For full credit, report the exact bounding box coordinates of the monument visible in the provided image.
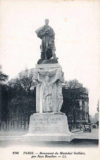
[28,19,73,141]
[35,19,58,64]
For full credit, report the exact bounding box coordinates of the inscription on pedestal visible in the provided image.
[29,113,70,134]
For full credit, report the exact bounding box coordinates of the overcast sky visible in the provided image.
[0,0,100,116]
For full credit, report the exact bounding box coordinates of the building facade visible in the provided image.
[62,86,89,130]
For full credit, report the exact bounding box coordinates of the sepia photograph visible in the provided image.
[0,0,100,160]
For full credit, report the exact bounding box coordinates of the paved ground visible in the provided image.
[0,128,98,139]
[0,128,99,147]
[74,128,99,140]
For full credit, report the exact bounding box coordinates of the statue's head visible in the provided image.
[45,19,49,25]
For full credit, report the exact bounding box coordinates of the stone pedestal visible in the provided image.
[29,113,69,133]
[28,63,73,142]
[28,113,73,142]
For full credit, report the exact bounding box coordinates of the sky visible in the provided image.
[0,0,100,116]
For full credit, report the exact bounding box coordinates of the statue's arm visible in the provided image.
[49,27,55,38]
[35,26,46,38]
[35,26,43,34]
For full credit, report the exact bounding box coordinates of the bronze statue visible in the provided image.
[35,19,58,64]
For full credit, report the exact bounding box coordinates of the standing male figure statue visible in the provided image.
[35,19,58,64]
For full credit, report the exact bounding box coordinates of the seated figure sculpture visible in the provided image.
[35,19,58,64]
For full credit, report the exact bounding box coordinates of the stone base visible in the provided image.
[25,133,74,142]
[28,113,73,142]
[29,113,70,133]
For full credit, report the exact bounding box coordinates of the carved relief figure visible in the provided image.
[33,68,64,113]
[42,75,53,112]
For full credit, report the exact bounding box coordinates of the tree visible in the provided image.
[64,79,83,89]
[0,66,9,129]
[8,69,36,94]
[0,66,8,83]
[61,79,89,130]
[6,68,36,130]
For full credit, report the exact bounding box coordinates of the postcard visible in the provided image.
[0,0,100,160]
